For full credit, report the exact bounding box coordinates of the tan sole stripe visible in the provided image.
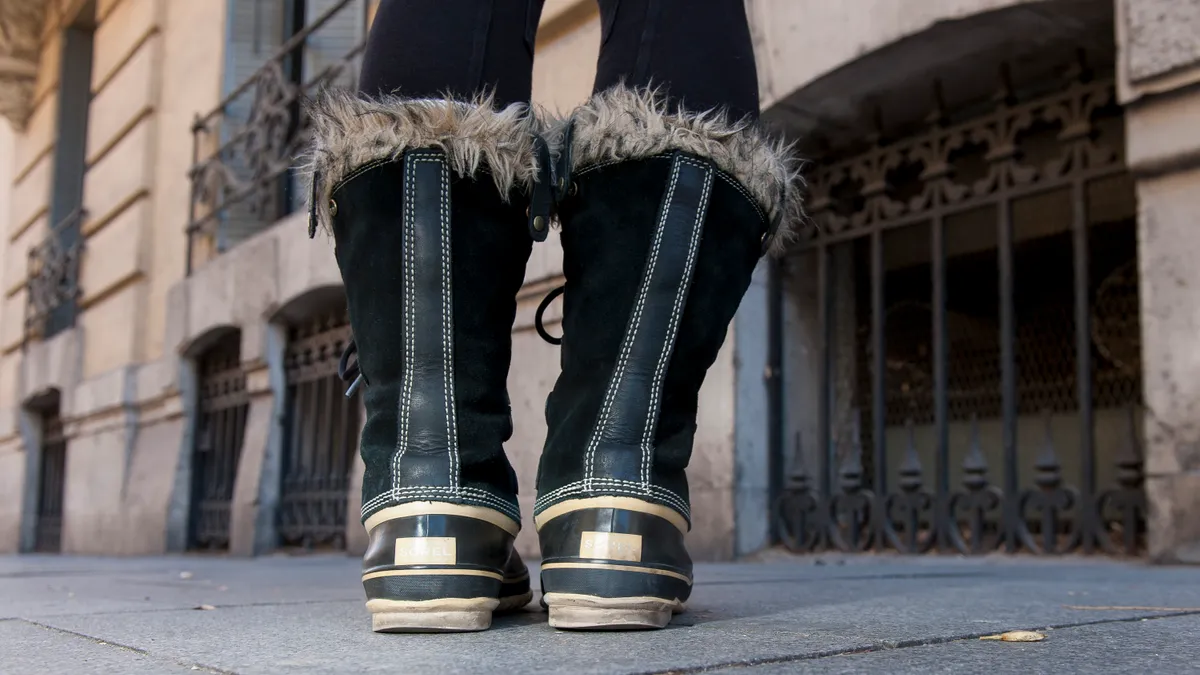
[539,562,693,585]
[534,496,688,534]
[364,501,520,536]
[362,568,504,582]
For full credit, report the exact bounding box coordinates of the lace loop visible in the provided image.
[338,339,365,397]
[535,285,565,346]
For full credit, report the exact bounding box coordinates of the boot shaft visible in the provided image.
[535,88,803,524]
[307,95,542,523]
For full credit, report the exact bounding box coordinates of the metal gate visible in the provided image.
[33,411,66,553]
[775,68,1146,556]
[277,311,359,550]
[189,333,249,550]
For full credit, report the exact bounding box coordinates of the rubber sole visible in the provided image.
[367,590,533,633]
[544,592,684,630]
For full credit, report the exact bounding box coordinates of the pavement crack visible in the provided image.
[638,609,1200,674]
[18,619,240,674]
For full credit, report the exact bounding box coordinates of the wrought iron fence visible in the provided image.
[189,334,249,550]
[25,209,85,343]
[278,310,359,550]
[775,66,1146,557]
[33,411,67,553]
[186,0,368,274]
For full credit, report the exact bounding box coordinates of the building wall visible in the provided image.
[0,0,1196,562]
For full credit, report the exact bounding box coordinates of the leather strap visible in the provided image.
[553,118,576,206]
[393,149,457,490]
[308,169,321,239]
[528,133,553,242]
[584,152,713,487]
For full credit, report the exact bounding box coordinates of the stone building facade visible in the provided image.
[0,0,1196,563]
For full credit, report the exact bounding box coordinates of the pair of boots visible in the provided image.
[306,86,800,632]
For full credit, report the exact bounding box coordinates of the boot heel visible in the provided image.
[536,498,693,631]
[368,597,499,633]
[543,592,680,630]
[361,504,531,633]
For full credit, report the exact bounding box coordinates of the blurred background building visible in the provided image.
[0,0,1195,563]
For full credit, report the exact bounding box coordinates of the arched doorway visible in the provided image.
[775,52,1145,556]
[188,330,248,550]
[277,295,359,550]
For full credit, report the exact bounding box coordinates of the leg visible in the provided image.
[359,0,543,106]
[308,0,546,633]
[534,1,802,629]
[593,0,759,120]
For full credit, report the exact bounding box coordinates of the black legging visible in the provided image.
[357,0,760,121]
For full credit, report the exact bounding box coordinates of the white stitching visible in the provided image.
[582,159,682,490]
[392,154,418,489]
[424,155,459,492]
[533,477,689,511]
[532,480,691,520]
[332,157,397,195]
[363,488,517,515]
[362,487,521,521]
[572,155,767,224]
[640,159,711,488]
[533,478,690,515]
[362,486,520,514]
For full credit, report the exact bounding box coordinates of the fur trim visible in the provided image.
[553,87,805,255]
[303,92,540,234]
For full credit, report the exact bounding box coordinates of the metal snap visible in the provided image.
[329,199,338,217]
[569,182,578,196]
[533,215,546,232]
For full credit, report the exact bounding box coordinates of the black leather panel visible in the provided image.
[588,155,713,484]
[396,151,456,489]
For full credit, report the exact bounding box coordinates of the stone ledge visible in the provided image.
[1125,84,1200,178]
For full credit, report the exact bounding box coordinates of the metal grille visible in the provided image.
[25,210,84,343]
[278,311,358,550]
[186,0,368,273]
[33,412,66,553]
[189,334,249,550]
[776,67,1146,557]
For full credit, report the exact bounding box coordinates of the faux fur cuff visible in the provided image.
[555,87,804,255]
[303,92,540,234]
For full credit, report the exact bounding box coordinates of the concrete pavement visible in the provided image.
[1,553,1198,674]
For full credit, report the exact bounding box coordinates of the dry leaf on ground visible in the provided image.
[980,630,1046,642]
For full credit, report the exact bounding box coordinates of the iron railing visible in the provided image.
[278,310,358,550]
[774,65,1146,557]
[189,334,249,550]
[25,209,85,343]
[186,0,368,274]
[33,412,67,553]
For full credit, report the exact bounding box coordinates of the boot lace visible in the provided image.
[338,340,365,397]
[534,285,565,345]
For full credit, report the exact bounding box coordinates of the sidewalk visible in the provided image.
[2,552,1198,674]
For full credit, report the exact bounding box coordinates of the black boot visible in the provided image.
[535,87,802,630]
[307,94,548,632]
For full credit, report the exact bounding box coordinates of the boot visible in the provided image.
[307,93,550,632]
[534,87,802,630]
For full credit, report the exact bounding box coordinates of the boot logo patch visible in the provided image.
[580,532,643,562]
[394,537,457,565]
